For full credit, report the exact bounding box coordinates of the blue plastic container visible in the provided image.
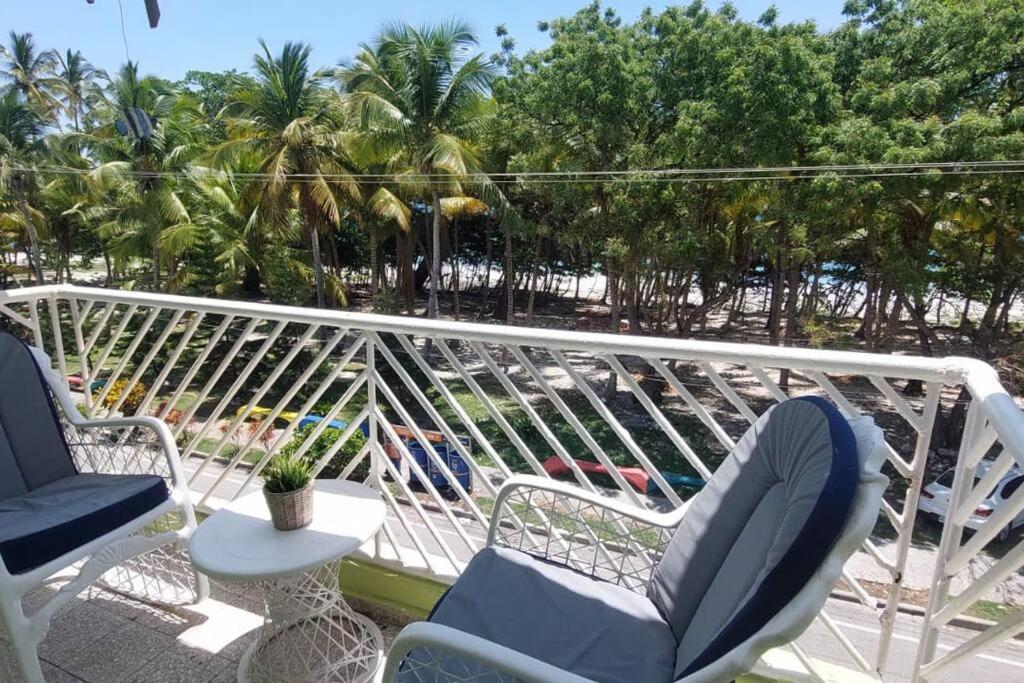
[408,435,472,493]
[407,439,431,490]
[428,437,472,493]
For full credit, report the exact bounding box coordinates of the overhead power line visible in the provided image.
[9,160,1024,186]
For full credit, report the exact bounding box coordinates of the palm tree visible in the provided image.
[340,20,497,318]
[67,62,205,290]
[0,32,60,114]
[55,49,96,131]
[218,40,357,309]
[0,89,48,283]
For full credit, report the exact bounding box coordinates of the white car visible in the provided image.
[918,461,1024,543]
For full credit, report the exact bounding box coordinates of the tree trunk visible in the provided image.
[505,231,514,325]
[399,229,415,314]
[428,188,442,319]
[21,201,45,286]
[603,266,621,400]
[477,224,494,320]
[767,248,785,344]
[310,224,325,309]
[452,219,461,321]
[526,233,542,323]
[152,241,161,291]
[779,262,801,391]
[102,247,113,287]
[369,221,379,304]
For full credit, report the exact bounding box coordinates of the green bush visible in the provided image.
[279,423,369,481]
[262,245,312,307]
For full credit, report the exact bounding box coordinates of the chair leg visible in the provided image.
[0,596,44,683]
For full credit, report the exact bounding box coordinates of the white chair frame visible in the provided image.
[0,347,209,682]
[384,416,888,682]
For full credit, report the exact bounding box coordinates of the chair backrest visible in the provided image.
[647,396,861,680]
[0,332,76,500]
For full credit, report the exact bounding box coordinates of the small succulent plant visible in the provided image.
[261,456,312,494]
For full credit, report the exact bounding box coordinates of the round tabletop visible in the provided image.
[189,480,386,581]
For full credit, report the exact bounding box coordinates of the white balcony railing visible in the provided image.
[1,284,1022,681]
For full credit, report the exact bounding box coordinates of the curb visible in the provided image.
[831,589,999,633]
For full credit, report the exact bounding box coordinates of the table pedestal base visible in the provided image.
[238,560,383,683]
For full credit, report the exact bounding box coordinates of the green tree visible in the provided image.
[0,89,48,284]
[54,49,95,131]
[341,20,497,318]
[0,31,60,113]
[219,40,357,309]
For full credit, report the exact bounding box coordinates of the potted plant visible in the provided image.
[261,456,314,531]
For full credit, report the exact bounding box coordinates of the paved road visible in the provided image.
[183,457,1024,680]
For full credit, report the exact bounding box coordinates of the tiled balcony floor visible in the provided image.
[7,578,412,682]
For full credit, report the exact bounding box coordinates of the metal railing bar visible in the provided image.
[371,332,500,500]
[605,354,715,481]
[161,315,234,425]
[919,610,1024,678]
[875,381,942,672]
[374,377,489,543]
[868,375,926,430]
[172,317,262,440]
[109,310,185,415]
[82,301,117,358]
[205,324,319,464]
[230,335,364,496]
[393,333,513,481]
[648,357,737,452]
[46,294,68,389]
[27,285,963,383]
[512,346,647,506]
[435,338,542,479]
[93,307,162,408]
[136,312,204,417]
[704,362,761,421]
[377,415,468,566]
[549,349,683,505]
[68,296,93,412]
[468,341,600,495]
[228,327,347,465]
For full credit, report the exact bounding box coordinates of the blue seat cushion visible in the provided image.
[0,473,169,574]
[418,546,677,683]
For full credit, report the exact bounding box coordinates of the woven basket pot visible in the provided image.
[264,483,314,531]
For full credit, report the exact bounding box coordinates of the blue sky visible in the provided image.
[5,1,846,81]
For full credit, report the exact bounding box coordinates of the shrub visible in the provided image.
[96,379,147,416]
[261,455,312,493]
[373,286,403,315]
[279,423,369,480]
[262,245,312,307]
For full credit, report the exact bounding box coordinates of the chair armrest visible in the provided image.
[382,622,594,683]
[487,475,687,592]
[65,416,190,493]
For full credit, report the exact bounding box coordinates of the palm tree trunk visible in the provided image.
[369,222,379,304]
[452,219,461,321]
[428,188,442,319]
[152,242,161,291]
[310,224,326,309]
[20,199,45,285]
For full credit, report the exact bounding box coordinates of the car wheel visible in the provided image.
[996,524,1013,543]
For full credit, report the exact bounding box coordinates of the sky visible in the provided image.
[4,1,847,81]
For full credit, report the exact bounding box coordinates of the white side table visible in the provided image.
[189,480,386,682]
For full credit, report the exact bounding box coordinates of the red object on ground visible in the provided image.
[66,375,85,389]
[541,456,650,493]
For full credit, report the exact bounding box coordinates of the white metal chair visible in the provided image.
[385,397,889,682]
[0,331,208,682]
